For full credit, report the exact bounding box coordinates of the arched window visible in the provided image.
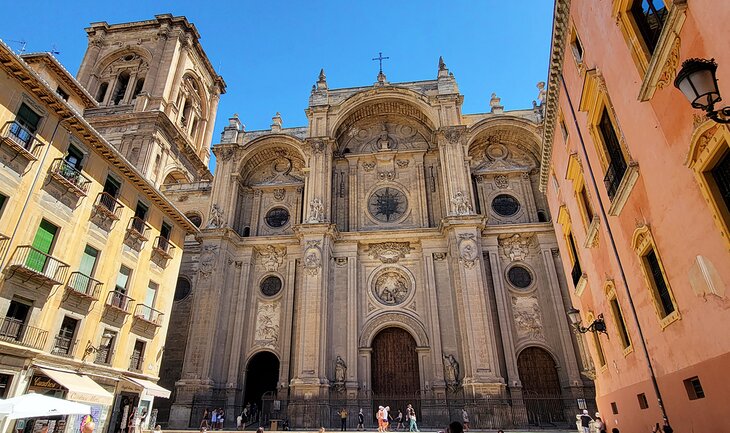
[132,76,145,99]
[181,100,192,127]
[190,117,199,140]
[112,71,130,105]
[96,82,109,103]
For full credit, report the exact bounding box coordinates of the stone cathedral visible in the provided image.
[154,58,595,426]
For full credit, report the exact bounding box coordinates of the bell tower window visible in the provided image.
[112,71,130,105]
[96,82,108,103]
[132,76,145,99]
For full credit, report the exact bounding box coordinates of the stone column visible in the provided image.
[520,172,538,222]
[250,190,263,236]
[278,253,298,398]
[541,246,583,388]
[437,126,473,214]
[345,254,359,398]
[77,30,106,88]
[421,250,446,397]
[141,25,169,96]
[443,216,505,397]
[202,91,221,154]
[224,256,253,413]
[486,246,520,388]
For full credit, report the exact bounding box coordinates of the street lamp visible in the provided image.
[566,307,607,335]
[674,58,730,123]
[81,332,114,361]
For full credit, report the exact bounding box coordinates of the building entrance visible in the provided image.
[243,351,280,414]
[370,327,420,419]
[517,347,565,424]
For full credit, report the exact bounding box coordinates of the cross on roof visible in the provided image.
[372,52,390,74]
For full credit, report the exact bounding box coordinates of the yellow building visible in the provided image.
[0,40,198,433]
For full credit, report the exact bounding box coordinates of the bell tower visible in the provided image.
[77,14,226,185]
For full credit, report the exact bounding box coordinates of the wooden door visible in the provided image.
[517,347,564,424]
[371,327,420,397]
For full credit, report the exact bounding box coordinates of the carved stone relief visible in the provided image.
[372,270,411,306]
[303,240,322,275]
[512,296,545,341]
[273,188,286,201]
[450,191,473,216]
[367,242,411,263]
[498,233,534,262]
[494,175,509,189]
[206,204,225,228]
[307,197,325,223]
[254,301,280,347]
[458,234,479,269]
[198,245,219,280]
[256,245,286,272]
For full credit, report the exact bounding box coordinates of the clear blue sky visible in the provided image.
[2,1,554,170]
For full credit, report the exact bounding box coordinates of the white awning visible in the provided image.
[38,368,114,406]
[122,377,171,399]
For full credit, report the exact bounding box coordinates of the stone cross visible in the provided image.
[372,52,390,74]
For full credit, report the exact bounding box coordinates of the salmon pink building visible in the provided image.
[540,0,730,432]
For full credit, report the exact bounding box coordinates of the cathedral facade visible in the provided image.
[160,62,594,428]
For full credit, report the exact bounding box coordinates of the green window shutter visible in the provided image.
[26,220,58,272]
[73,246,99,293]
[115,266,131,294]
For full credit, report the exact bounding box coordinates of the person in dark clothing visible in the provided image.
[578,409,592,433]
[447,422,463,433]
[356,409,364,431]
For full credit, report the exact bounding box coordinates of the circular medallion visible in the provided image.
[368,187,407,222]
[265,207,290,228]
[186,212,203,228]
[492,194,521,217]
[273,157,292,174]
[373,271,410,305]
[260,275,283,297]
[507,266,533,289]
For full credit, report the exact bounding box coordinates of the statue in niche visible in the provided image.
[376,124,391,151]
[451,191,473,215]
[334,355,347,383]
[207,204,225,228]
[443,354,460,387]
[308,197,324,223]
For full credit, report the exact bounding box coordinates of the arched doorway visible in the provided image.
[244,352,280,413]
[371,328,420,419]
[517,347,564,424]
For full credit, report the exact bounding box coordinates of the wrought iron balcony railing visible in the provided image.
[603,159,628,201]
[129,354,144,372]
[65,271,103,300]
[93,192,124,220]
[127,217,151,241]
[105,290,134,314]
[133,304,164,327]
[6,245,69,286]
[0,317,48,351]
[49,159,91,196]
[0,121,41,159]
[51,335,76,357]
[152,236,175,259]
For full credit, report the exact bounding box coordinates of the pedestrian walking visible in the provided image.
[218,408,225,430]
[357,409,364,431]
[594,413,606,433]
[406,404,419,433]
[201,409,210,430]
[461,409,469,431]
[577,409,592,433]
[211,409,218,431]
[377,406,385,433]
[395,410,403,431]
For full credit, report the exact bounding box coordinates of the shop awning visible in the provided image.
[38,368,114,406]
[122,377,171,399]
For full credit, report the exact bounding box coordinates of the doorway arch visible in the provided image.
[517,346,564,424]
[371,327,420,397]
[244,351,280,408]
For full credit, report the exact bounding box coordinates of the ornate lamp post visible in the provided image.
[674,58,730,123]
[566,307,608,334]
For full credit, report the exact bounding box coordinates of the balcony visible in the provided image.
[105,290,134,314]
[49,159,91,197]
[0,233,9,257]
[0,121,41,160]
[93,192,123,220]
[0,317,48,351]
[603,160,627,201]
[129,354,144,373]
[152,236,175,259]
[65,272,103,300]
[94,347,114,366]
[6,245,69,286]
[51,336,77,357]
[133,304,164,327]
[124,217,151,252]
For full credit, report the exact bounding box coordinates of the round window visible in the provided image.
[507,266,533,289]
[186,213,203,228]
[174,277,192,301]
[265,207,290,228]
[260,275,283,297]
[368,187,408,222]
[492,194,521,217]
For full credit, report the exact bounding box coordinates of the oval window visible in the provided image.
[492,194,521,217]
[265,207,290,228]
[260,275,283,297]
[507,266,533,289]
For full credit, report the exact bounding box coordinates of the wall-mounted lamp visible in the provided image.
[674,58,730,123]
[81,332,114,361]
[566,307,607,335]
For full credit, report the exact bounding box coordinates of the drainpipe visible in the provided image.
[0,115,72,270]
[559,73,671,428]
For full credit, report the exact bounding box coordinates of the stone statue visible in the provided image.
[451,191,473,215]
[308,197,324,223]
[443,354,460,385]
[334,355,347,382]
[377,124,391,151]
[536,81,547,105]
[207,204,224,228]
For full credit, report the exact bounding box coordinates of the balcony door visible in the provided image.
[12,103,41,149]
[73,246,99,294]
[27,220,58,273]
[1,300,31,341]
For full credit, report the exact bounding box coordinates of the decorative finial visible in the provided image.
[438,56,446,71]
[316,68,328,90]
[319,68,326,82]
[271,112,283,131]
[490,93,504,114]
